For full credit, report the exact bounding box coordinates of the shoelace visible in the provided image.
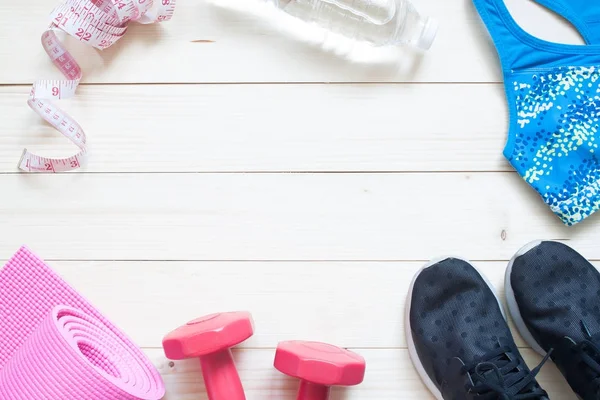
[575,321,600,399]
[461,345,551,400]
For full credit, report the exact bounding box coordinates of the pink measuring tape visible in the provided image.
[20,0,176,172]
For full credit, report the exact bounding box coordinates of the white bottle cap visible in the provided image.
[417,18,438,50]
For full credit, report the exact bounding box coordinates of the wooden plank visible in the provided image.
[45,259,600,349]
[1,172,597,261]
[0,84,509,173]
[147,348,576,399]
[0,0,585,84]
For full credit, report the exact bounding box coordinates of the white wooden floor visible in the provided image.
[1,0,599,398]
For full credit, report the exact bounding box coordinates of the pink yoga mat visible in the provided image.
[0,246,165,399]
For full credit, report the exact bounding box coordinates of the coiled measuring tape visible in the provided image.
[19,0,176,172]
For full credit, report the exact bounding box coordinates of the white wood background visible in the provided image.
[0,0,597,398]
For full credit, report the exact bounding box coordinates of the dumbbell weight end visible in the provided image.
[199,349,246,400]
[297,381,330,400]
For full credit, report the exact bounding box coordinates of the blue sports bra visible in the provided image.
[473,0,600,225]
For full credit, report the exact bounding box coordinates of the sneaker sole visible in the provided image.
[504,240,548,357]
[405,256,507,400]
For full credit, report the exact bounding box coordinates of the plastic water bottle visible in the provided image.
[266,0,438,49]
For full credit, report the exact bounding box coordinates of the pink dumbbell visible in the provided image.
[274,340,366,400]
[162,311,254,400]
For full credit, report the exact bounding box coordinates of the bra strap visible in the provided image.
[472,0,539,72]
[533,0,600,44]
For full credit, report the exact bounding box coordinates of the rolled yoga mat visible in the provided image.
[0,246,166,399]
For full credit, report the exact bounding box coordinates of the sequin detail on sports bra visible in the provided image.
[512,66,600,224]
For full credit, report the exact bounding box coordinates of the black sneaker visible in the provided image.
[406,257,550,400]
[506,241,600,400]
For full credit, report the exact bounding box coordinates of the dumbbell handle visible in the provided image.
[297,381,330,400]
[199,349,246,400]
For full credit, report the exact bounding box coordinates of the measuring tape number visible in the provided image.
[19,0,176,172]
